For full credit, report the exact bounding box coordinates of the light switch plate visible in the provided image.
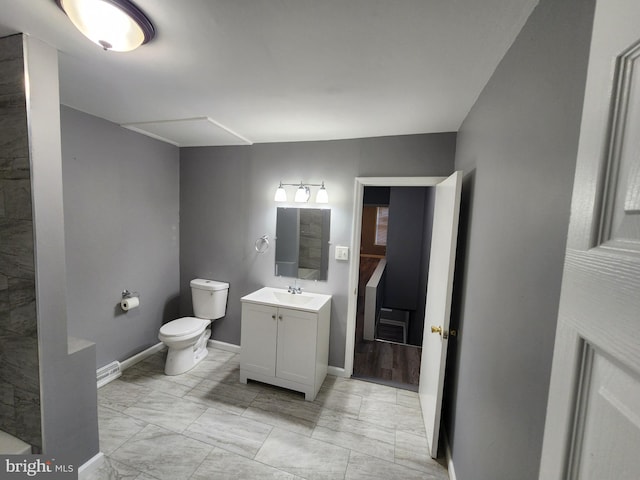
[335,246,349,261]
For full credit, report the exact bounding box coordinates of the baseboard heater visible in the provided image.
[96,361,121,388]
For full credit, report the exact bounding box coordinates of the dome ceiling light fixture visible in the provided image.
[55,0,155,52]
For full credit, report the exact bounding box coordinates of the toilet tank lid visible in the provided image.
[191,278,229,291]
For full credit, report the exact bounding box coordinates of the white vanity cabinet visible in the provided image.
[239,287,331,401]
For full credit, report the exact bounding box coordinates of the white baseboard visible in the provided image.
[208,339,241,354]
[327,365,347,377]
[444,429,457,480]
[120,342,166,371]
[78,452,104,479]
[114,340,236,376]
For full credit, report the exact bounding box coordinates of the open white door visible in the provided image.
[539,1,640,478]
[419,170,462,458]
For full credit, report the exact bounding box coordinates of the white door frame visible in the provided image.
[343,176,446,377]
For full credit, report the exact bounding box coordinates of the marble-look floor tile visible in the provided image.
[396,389,421,410]
[204,361,242,384]
[204,349,237,364]
[255,428,350,480]
[120,365,198,396]
[133,353,166,373]
[98,381,153,412]
[345,451,446,480]
[243,406,315,437]
[191,447,303,479]
[111,424,212,480]
[395,430,448,476]
[358,398,426,436]
[328,377,397,404]
[123,390,206,433]
[184,357,231,379]
[185,407,272,458]
[184,388,249,416]
[243,391,321,436]
[318,374,340,389]
[97,406,147,455]
[94,348,449,480]
[313,387,362,418]
[313,410,395,461]
[188,377,259,405]
[85,457,143,480]
[252,391,322,423]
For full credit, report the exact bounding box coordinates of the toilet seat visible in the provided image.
[159,317,209,337]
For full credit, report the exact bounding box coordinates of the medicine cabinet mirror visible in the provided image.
[275,207,331,281]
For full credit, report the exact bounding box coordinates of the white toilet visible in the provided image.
[159,278,229,375]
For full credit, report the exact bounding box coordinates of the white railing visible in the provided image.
[364,258,387,340]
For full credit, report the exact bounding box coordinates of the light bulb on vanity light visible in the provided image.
[294,183,310,203]
[315,182,329,203]
[274,182,287,202]
[275,180,329,204]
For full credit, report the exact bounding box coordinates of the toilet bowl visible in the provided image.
[158,278,229,375]
[159,317,211,375]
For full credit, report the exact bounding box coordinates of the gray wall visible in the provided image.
[445,0,596,479]
[180,134,455,368]
[0,34,101,466]
[385,187,428,310]
[60,106,180,368]
[27,34,99,466]
[384,186,435,346]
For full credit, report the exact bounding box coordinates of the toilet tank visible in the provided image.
[190,278,229,320]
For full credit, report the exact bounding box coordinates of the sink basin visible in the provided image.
[273,291,314,306]
[241,287,331,312]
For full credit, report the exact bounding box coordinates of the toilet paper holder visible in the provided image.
[122,289,140,299]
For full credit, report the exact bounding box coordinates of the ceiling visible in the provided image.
[0,0,538,147]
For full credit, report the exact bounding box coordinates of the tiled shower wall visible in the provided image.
[0,34,41,452]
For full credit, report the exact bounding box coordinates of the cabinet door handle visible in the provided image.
[278,315,283,321]
[271,314,276,320]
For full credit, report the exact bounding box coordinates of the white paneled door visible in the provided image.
[539,1,640,478]
[419,171,462,459]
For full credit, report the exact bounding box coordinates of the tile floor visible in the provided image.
[89,347,448,480]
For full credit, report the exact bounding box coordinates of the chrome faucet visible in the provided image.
[288,285,302,294]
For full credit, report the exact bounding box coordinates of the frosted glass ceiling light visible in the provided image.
[274,182,287,202]
[56,0,155,52]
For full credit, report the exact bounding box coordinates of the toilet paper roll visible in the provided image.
[121,296,139,311]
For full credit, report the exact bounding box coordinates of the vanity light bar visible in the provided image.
[274,181,329,204]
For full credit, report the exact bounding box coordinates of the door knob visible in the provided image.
[431,325,454,339]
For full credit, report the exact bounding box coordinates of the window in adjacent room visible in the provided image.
[375,207,389,246]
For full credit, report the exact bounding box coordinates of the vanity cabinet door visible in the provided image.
[275,308,318,385]
[240,303,278,377]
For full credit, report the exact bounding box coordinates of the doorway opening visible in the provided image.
[345,173,462,458]
[352,185,435,390]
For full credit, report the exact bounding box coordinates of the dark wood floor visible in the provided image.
[352,256,422,390]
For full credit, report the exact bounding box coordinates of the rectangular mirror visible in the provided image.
[275,207,331,281]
